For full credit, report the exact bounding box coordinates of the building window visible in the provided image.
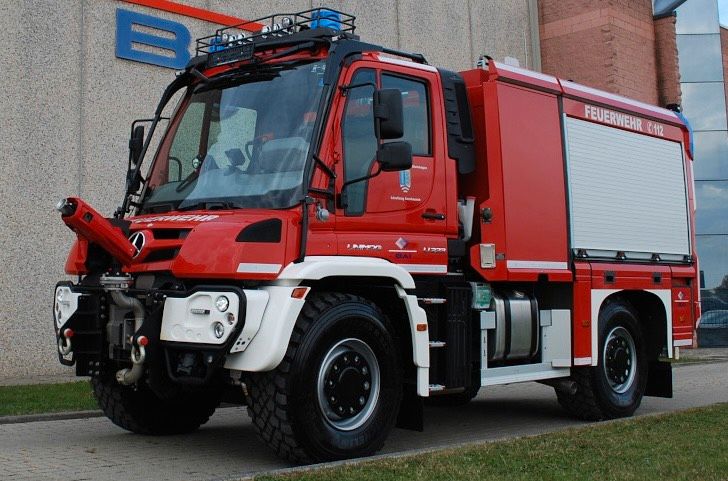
[675,0,720,34]
[681,82,728,131]
[695,180,728,235]
[693,131,728,180]
[676,34,724,82]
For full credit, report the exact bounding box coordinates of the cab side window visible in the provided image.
[342,69,377,215]
[382,74,430,156]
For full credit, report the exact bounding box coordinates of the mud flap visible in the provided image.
[645,360,673,398]
[396,385,424,431]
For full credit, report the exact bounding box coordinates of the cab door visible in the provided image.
[333,60,452,275]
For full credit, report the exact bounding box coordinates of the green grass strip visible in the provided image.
[0,381,97,416]
[260,403,728,481]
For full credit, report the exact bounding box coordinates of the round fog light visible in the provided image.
[213,322,225,339]
[215,296,229,312]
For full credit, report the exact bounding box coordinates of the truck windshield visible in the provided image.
[140,59,326,213]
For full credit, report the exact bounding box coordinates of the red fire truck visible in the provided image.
[53,9,699,462]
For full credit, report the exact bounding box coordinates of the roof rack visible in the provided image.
[195,8,356,57]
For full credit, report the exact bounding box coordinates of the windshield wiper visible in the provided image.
[177,200,244,211]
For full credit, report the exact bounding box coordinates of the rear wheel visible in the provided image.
[91,375,221,434]
[557,299,647,420]
[244,292,402,463]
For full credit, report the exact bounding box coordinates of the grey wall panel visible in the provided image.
[0,0,84,379]
[398,0,472,71]
[565,117,691,256]
[470,0,535,69]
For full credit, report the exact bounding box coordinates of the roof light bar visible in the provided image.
[196,8,356,57]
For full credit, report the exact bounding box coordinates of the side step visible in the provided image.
[418,297,447,305]
[429,384,445,393]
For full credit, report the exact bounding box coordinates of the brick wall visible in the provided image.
[539,0,661,104]
[654,14,681,107]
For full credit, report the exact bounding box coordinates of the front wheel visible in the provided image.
[91,375,221,434]
[557,299,647,420]
[244,293,403,463]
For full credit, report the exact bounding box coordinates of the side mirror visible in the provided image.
[373,88,404,140]
[129,125,145,165]
[378,141,412,172]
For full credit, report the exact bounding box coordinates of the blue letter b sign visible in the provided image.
[116,8,191,69]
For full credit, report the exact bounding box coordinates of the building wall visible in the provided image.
[539,0,661,104]
[654,14,682,106]
[0,0,534,381]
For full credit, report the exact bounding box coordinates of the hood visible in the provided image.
[125,209,301,280]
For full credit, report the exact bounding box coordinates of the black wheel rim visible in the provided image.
[316,338,380,431]
[603,326,637,394]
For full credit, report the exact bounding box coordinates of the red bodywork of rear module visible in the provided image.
[460,61,699,353]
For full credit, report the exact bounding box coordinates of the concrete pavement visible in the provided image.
[1,361,726,481]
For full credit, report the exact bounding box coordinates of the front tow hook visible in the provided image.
[57,328,74,356]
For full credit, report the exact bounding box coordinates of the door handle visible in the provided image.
[422,212,446,221]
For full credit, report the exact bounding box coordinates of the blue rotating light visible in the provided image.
[311,9,342,31]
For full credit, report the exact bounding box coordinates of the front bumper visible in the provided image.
[52,282,248,383]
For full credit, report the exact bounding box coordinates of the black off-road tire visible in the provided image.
[91,376,221,434]
[244,292,403,463]
[557,299,647,420]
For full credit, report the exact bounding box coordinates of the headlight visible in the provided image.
[215,295,229,312]
[213,322,225,339]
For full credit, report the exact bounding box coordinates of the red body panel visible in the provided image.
[462,72,570,282]
[572,262,593,363]
[126,210,301,280]
[314,55,455,273]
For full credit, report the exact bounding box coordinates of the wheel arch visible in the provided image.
[595,289,672,364]
[302,275,429,397]
[225,257,430,397]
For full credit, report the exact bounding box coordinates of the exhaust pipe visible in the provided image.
[108,288,147,385]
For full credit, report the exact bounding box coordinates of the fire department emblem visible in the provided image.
[395,237,408,249]
[399,169,411,193]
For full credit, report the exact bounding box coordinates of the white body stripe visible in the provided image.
[562,80,681,119]
[376,55,438,72]
[573,356,592,366]
[506,260,569,270]
[673,338,693,347]
[495,62,559,85]
[236,263,282,274]
[400,264,448,274]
